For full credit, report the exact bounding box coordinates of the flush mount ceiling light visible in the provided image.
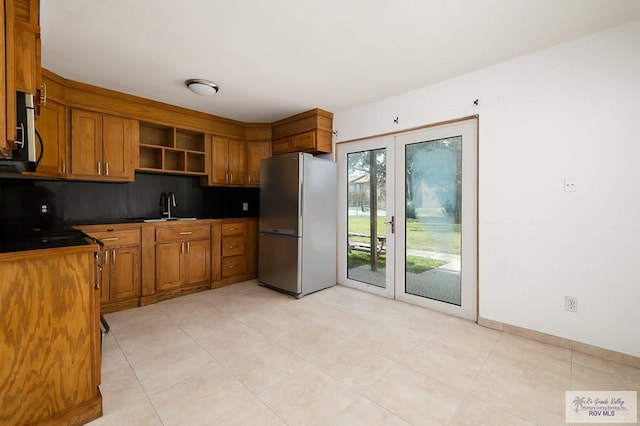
[185,79,219,96]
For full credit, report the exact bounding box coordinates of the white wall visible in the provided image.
[333,20,640,357]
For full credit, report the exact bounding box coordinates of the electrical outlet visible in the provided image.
[242,202,249,211]
[565,296,578,313]
[39,202,50,215]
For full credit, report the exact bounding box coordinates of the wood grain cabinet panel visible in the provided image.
[29,98,66,177]
[77,226,143,313]
[246,140,271,186]
[156,241,184,290]
[109,246,141,300]
[206,135,246,186]
[270,109,333,155]
[185,238,211,285]
[154,222,211,293]
[69,108,135,181]
[3,0,41,156]
[0,245,102,425]
[213,218,258,288]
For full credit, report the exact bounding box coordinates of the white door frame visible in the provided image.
[336,118,478,320]
[337,136,395,299]
[394,119,477,320]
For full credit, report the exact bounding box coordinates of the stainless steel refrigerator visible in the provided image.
[259,152,337,297]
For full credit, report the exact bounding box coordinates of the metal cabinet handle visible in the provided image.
[179,231,192,235]
[187,242,190,253]
[104,251,109,264]
[228,264,238,269]
[61,159,66,173]
[101,237,119,242]
[41,82,47,106]
[112,249,116,263]
[97,162,102,175]
[94,252,101,290]
[180,242,184,254]
[105,162,110,176]
[228,244,239,249]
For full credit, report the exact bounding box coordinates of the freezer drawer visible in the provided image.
[258,233,300,294]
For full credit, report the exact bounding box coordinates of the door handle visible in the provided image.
[386,216,395,234]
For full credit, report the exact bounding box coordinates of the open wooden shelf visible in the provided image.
[138,122,206,175]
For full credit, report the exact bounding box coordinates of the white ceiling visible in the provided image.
[41,1,640,123]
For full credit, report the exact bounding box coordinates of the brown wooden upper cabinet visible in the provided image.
[271,108,333,155]
[2,0,42,157]
[28,99,66,177]
[207,135,246,186]
[246,140,271,187]
[69,109,136,182]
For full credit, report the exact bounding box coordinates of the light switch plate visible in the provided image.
[242,202,249,211]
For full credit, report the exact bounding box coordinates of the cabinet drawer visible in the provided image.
[86,229,141,247]
[221,255,245,278]
[221,222,245,236]
[222,236,245,257]
[156,224,210,242]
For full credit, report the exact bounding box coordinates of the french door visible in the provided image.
[337,119,477,320]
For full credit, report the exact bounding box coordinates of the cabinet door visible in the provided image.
[12,20,39,95]
[3,0,40,149]
[102,114,133,180]
[110,246,141,300]
[209,136,229,185]
[227,138,246,185]
[31,100,66,177]
[185,239,211,285]
[156,242,184,290]
[70,109,103,177]
[246,140,270,187]
[271,137,291,155]
[292,131,316,151]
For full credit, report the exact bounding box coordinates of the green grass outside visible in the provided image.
[347,208,460,255]
[347,250,446,274]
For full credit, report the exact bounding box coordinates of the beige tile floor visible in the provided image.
[89,280,640,425]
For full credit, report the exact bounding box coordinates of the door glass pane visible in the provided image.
[405,137,462,305]
[347,149,387,288]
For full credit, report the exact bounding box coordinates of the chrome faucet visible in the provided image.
[160,192,177,219]
[167,192,176,219]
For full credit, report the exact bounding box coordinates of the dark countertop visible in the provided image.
[0,229,92,253]
[0,215,258,253]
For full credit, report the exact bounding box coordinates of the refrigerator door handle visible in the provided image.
[299,181,304,221]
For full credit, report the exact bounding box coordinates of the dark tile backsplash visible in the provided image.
[0,172,259,225]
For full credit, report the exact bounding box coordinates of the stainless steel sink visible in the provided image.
[142,217,198,223]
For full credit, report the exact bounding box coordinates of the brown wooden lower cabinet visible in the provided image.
[212,218,258,288]
[76,225,142,314]
[79,218,259,308]
[141,221,212,305]
[0,245,102,425]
